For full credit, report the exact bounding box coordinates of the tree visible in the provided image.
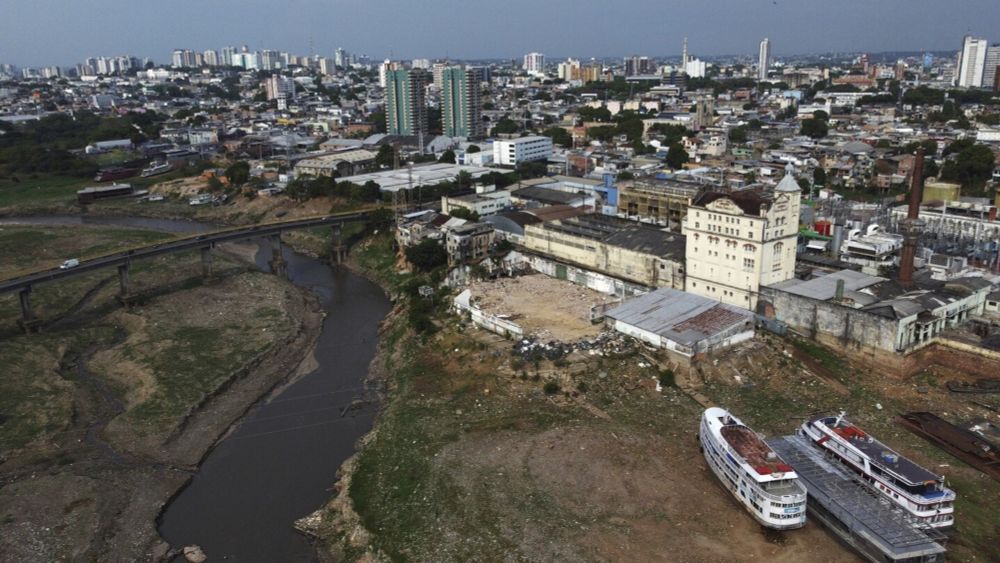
[449,207,480,221]
[666,143,690,169]
[940,142,996,190]
[576,106,612,122]
[405,239,448,272]
[617,171,635,181]
[904,139,938,156]
[542,126,573,147]
[728,126,748,143]
[493,117,519,135]
[800,118,828,139]
[438,149,456,164]
[455,170,473,189]
[375,144,395,168]
[369,109,386,134]
[226,161,250,186]
[466,144,481,154]
[813,167,827,187]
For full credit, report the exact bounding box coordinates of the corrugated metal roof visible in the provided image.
[605,288,753,347]
[770,270,885,301]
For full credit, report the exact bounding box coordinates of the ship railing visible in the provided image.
[753,482,807,504]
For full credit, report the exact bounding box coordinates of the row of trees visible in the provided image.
[284,175,381,202]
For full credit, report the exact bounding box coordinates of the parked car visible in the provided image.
[59,258,80,269]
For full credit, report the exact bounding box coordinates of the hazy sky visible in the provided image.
[2,0,999,67]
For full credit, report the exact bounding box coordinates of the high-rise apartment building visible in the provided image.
[441,67,483,139]
[259,50,280,71]
[523,52,545,75]
[203,50,219,67]
[318,57,335,76]
[384,68,429,137]
[982,44,1000,92]
[758,38,771,81]
[221,46,236,67]
[958,35,989,87]
[263,75,297,101]
[334,48,347,68]
[682,165,801,310]
[379,59,401,88]
[171,49,196,68]
[581,61,603,83]
[624,56,652,76]
[558,58,581,81]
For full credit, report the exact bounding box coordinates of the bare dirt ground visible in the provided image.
[433,425,852,563]
[318,309,857,562]
[465,274,615,341]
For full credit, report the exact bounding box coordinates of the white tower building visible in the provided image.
[683,164,801,310]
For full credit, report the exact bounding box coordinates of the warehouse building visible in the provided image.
[604,288,755,358]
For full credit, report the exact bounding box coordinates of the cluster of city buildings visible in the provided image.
[4,33,1000,369]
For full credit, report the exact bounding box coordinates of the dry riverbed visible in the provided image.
[0,225,324,561]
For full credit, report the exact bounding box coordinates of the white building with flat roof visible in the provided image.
[492,136,553,166]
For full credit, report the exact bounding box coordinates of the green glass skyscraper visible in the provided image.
[441,67,483,139]
[385,68,428,137]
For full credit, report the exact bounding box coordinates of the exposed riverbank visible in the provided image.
[0,220,329,561]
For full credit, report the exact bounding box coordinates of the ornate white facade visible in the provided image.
[683,166,801,309]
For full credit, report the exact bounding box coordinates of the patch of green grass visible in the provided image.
[0,175,89,209]
[0,327,117,451]
[791,337,848,377]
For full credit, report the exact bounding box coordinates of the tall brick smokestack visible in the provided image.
[899,149,925,287]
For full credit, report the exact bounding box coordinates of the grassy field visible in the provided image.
[0,223,303,460]
[0,175,90,210]
[0,224,176,276]
[0,327,117,451]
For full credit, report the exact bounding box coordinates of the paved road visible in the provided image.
[0,212,370,295]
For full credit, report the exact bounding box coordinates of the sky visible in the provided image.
[2,0,1000,67]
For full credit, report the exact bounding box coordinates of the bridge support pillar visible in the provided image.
[116,262,135,306]
[200,245,213,278]
[268,235,287,276]
[17,286,42,334]
[331,225,346,264]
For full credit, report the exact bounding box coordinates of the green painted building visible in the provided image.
[385,68,428,136]
[441,67,483,139]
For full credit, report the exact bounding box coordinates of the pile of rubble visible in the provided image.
[512,331,635,362]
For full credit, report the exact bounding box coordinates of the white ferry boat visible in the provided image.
[700,407,808,529]
[801,413,955,528]
[140,161,172,178]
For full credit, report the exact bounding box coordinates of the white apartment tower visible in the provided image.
[523,52,545,75]
[958,35,988,87]
[683,165,801,310]
[758,38,771,81]
[981,44,1000,90]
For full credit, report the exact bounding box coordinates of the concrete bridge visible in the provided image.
[1,212,370,331]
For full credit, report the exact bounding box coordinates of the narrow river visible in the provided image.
[3,215,392,561]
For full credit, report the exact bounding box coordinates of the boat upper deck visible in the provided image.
[816,417,941,487]
[720,423,794,476]
[768,435,946,561]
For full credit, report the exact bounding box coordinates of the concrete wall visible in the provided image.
[759,285,902,353]
[453,289,524,338]
[522,224,684,289]
[525,254,649,297]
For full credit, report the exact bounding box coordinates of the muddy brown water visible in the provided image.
[5,215,391,562]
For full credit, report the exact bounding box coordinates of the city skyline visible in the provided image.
[2,0,1000,67]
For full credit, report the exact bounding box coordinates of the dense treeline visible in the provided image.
[0,111,164,177]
